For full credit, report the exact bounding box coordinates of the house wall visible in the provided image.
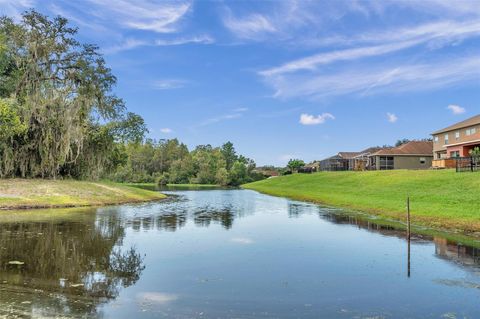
[433,124,480,157]
[372,155,432,170]
[393,155,432,169]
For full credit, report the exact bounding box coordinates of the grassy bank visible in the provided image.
[0,179,166,210]
[243,170,480,234]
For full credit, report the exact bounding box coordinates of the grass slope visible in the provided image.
[243,170,480,234]
[0,179,166,210]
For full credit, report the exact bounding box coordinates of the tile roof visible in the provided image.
[372,141,433,156]
[432,114,480,135]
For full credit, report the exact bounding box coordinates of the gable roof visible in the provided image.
[432,114,480,135]
[372,141,433,156]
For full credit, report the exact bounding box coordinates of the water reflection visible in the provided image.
[1,190,480,318]
[0,210,144,318]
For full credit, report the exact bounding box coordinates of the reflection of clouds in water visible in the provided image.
[137,292,178,305]
[231,237,254,245]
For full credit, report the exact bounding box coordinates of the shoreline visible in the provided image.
[244,186,480,240]
[242,170,480,237]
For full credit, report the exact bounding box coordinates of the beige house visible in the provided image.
[432,114,480,168]
[368,141,433,170]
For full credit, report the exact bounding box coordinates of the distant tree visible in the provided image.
[221,141,237,171]
[395,139,411,147]
[229,161,248,186]
[287,159,305,173]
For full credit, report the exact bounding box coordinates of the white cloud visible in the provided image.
[103,35,214,54]
[223,10,276,40]
[197,108,247,127]
[86,0,191,33]
[261,40,421,77]
[160,128,172,134]
[264,55,480,99]
[261,19,480,77]
[447,104,466,115]
[155,35,214,46]
[387,112,398,123]
[102,38,149,54]
[153,79,188,90]
[299,113,335,125]
[0,0,35,20]
[313,19,480,49]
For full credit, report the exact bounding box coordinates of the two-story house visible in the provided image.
[432,114,480,168]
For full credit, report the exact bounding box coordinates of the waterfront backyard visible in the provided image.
[1,189,480,318]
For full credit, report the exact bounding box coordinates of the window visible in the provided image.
[466,127,477,136]
[455,131,460,139]
[450,151,460,158]
[420,157,426,164]
[444,133,449,145]
[379,156,394,170]
[434,136,439,143]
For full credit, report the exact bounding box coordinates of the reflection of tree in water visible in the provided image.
[194,207,234,229]
[287,203,318,218]
[156,212,187,231]
[122,205,237,231]
[0,212,144,318]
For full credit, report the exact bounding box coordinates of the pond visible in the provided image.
[1,189,480,318]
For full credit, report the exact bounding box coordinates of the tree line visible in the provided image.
[0,11,263,186]
[111,140,264,186]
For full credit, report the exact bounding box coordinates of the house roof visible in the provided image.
[432,114,480,135]
[337,152,361,159]
[371,141,433,156]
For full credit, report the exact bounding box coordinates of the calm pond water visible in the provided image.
[1,189,480,318]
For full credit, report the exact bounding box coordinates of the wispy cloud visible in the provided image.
[264,55,480,99]
[197,108,248,127]
[447,104,466,115]
[160,128,173,134]
[222,9,276,40]
[299,113,335,125]
[102,38,149,54]
[261,40,421,77]
[155,35,214,46]
[153,79,188,90]
[387,112,398,123]
[86,0,191,33]
[260,18,480,79]
[0,0,35,20]
[103,35,214,54]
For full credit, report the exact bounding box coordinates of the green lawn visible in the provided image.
[0,179,166,210]
[243,170,480,234]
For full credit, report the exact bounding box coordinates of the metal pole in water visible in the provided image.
[407,196,411,278]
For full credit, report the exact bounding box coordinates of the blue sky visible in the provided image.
[2,0,480,166]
